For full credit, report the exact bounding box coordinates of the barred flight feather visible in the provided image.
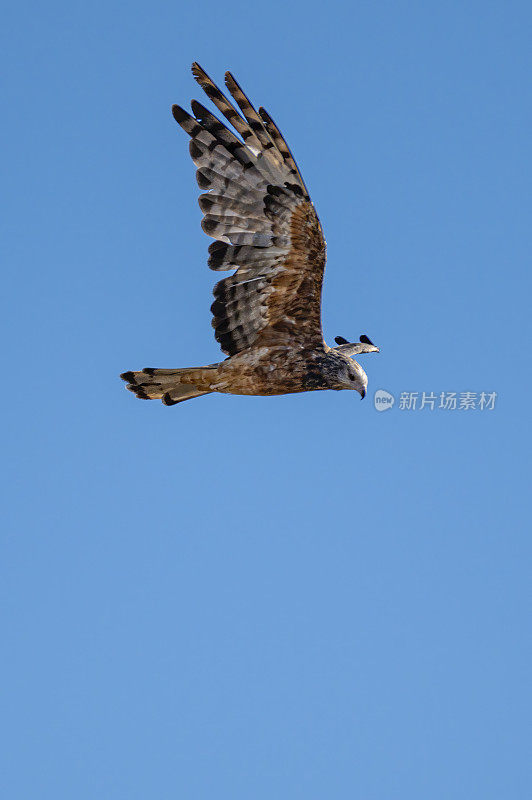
[172,63,326,357]
[258,106,310,199]
[191,63,265,156]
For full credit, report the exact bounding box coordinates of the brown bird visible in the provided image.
[121,63,379,406]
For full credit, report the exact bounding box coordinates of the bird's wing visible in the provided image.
[172,63,327,357]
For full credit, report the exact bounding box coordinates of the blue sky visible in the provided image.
[2,1,531,798]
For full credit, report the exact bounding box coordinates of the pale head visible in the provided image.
[326,349,369,398]
[328,333,380,398]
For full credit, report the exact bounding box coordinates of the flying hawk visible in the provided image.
[121,63,379,405]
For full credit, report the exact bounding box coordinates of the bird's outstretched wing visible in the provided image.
[172,63,326,357]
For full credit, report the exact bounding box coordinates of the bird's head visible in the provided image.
[344,358,368,398]
[330,334,379,398]
[329,352,368,398]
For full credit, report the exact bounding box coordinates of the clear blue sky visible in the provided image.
[2,1,531,798]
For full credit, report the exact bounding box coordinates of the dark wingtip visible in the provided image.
[334,336,349,345]
[120,371,135,383]
[224,71,241,93]
[201,217,217,235]
[162,392,178,406]
[360,334,375,345]
[199,194,214,213]
[190,99,205,119]
[172,104,188,124]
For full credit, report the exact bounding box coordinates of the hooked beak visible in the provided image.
[359,388,366,400]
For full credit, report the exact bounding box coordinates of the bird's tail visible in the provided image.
[120,365,218,405]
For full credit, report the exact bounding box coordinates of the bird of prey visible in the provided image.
[121,63,379,405]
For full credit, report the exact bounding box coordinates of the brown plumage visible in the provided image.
[121,64,378,405]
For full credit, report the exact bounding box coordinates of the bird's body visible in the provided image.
[121,64,378,405]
